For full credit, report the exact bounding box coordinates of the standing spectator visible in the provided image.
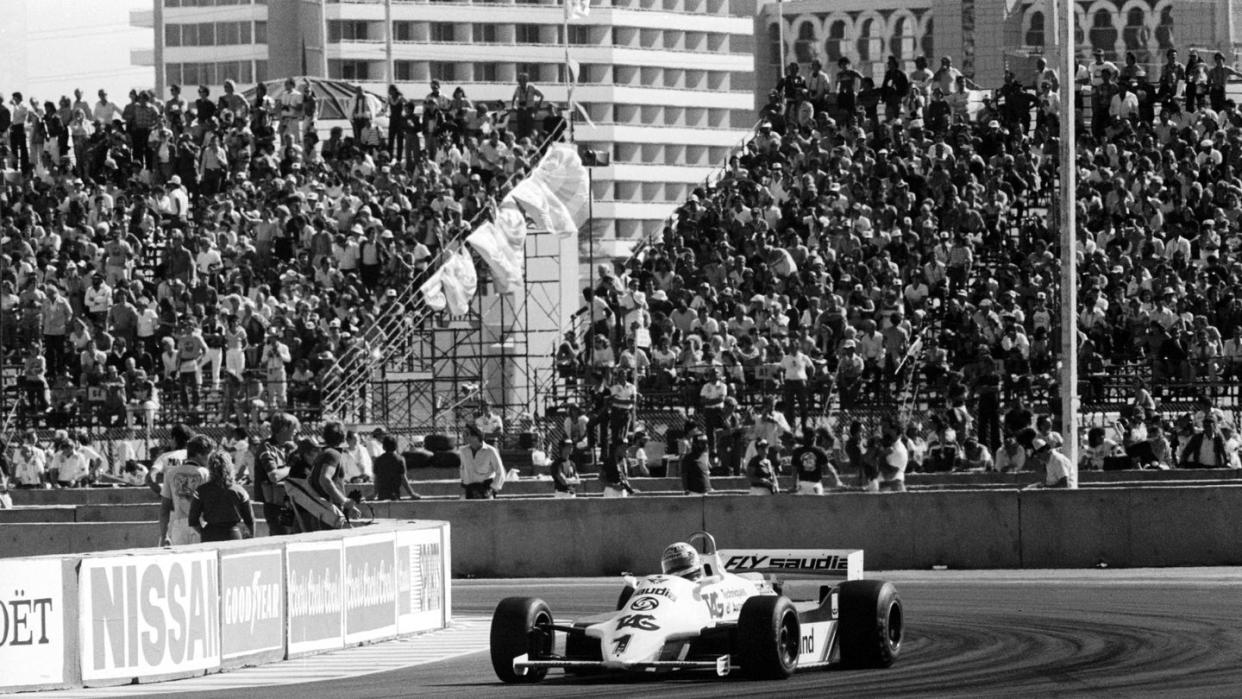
[255,412,297,535]
[681,430,712,495]
[833,57,864,126]
[11,432,47,488]
[607,370,637,449]
[159,434,212,545]
[459,425,505,499]
[48,437,90,488]
[878,420,909,492]
[699,368,728,460]
[1207,51,1242,112]
[880,55,910,122]
[550,439,580,498]
[474,400,504,442]
[277,78,304,141]
[177,319,207,411]
[347,84,374,141]
[1180,417,1228,469]
[92,89,121,125]
[374,434,420,500]
[262,333,291,410]
[386,84,407,160]
[779,341,814,430]
[42,284,73,375]
[309,421,363,526]
[188,451,254,542]
[510,73,544,140]
[10,92,32,173]
[790,428,841,494]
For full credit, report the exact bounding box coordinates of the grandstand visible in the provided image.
[4,39,1242,482]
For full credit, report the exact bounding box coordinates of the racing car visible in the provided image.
[490,531,903,682]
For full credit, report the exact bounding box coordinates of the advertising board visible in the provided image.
[396,526,448,634]
[286,540,344,655]
[0,558,67,689]
[220,548,285,660]
[343,532,398,644]
[79,551,220,682]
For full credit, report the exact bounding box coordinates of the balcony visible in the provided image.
[130,8,154,28]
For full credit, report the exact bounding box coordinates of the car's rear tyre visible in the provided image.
[736,595,800,679]
[838,580,903,668]
[490,597,553,683]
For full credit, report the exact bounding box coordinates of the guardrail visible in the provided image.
[0,520,450,693]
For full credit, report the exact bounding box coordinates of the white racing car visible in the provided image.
[490,531,903,682]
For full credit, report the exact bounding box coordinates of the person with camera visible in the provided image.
[310,421,364,522]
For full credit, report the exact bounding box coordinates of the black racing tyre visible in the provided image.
[424,433,456,452]
[615,584,635,610]
[837,580,903,668]
[736,595,800,680]
[490,597,554,683]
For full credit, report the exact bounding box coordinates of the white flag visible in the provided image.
[508,177,578,238]
[440,248,478,316]
[468,218,525,294]
[419,270,447,311]
[566,57,581,83]
[569,0,590,19]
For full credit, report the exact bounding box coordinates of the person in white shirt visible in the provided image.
[92,89,122,125]
[459,426,506,499]
[340,431,374,482]
[49,438,89,487]
[1030,438,1078,489]
[474,401,504,441]
[159,435,212,545]
[11,434,48,487]
[779,342,814,430]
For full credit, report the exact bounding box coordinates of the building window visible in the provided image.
[473,24,496,43]
[328,20,369,43]
[254,21,266,44]
[1088,9,1117,59]
[429,61,455,81]
[473,63,498,81]
[568,25,591,45]
[1024,10,1045,49]
[515,24,542,44]
[165,25,180,47]
[255,60,268,82]
[430,22,455,42]
[515,62,541,81]
[330,60,372,80]
[395,61,417,81]
[219,21,240,45]
[394,21,415,41]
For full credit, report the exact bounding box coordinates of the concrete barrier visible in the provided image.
[0,521,450,693]
[0,505,77,523]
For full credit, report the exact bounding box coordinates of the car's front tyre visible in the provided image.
[490,597,554,683]
[737,595,800,679]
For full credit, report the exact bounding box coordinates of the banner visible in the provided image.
[440,248,478,316]
[343,532,398,644]
[79,552,220,682]
[419,269,447,311]
[0,559,66,689]
[220,549,284,661]
[396,527,448,634]
[286,540,344,655]
[467,220,523,293]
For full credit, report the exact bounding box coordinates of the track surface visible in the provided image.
[156,569,1242,698]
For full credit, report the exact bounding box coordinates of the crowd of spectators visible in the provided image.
[0,76,563,434]
[557,47,1242,489]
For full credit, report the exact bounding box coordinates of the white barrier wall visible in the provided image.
[0,521,451,693]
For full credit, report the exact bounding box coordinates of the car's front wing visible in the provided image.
[513,653,732,677]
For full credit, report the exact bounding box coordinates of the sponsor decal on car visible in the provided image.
[723,554,850,572]
[634,586,676,601]
[629,597,659,611]
[616,614,660,631]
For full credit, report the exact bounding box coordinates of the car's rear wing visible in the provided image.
[717,549,864,580]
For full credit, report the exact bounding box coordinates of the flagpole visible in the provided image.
[564,0,575,143]
[777,0,785,78]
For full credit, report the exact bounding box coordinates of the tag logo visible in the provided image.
[616,614,660,631]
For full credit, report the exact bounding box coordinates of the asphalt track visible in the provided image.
[156,569,1242,698]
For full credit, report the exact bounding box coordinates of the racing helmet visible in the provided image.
[661,542,703,580]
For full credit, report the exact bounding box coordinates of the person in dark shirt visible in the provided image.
[374,435,420,500]
[188,450,255,542]
[746,438,778,495]
[550,439,580,498]
[255,412,297,535]
[790,428,844,494]
[681,430,712,495]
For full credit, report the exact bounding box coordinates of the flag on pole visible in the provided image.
[566,57,580,83]
[574,101,596,129]
[569,0,590,19]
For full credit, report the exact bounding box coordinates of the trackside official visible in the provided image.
[460,425,506,499]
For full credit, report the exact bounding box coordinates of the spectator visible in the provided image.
[746,438,779,495]
[307,421,363,525]
[681,429,712,495]
[158,433,212,545]
[550,438,580,498]
[374,434,420,500]
[459,424,505,499]
[188,450,255,542]
[11,432,48,488]
[510,73,543,140]
[878,420,909,492]
[995,433,1027,473]
[340,430,373,483]
[1179,417,1228,469]
[1030,438,1078,489]
[790,428,843,494]
[474,400,504,442]
[255,412,297,535]
[958,436,994,472]
[48,436,90,487]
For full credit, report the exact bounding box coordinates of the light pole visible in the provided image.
[1055,0,1079,467]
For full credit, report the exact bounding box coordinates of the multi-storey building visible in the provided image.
[132,0,757,248]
